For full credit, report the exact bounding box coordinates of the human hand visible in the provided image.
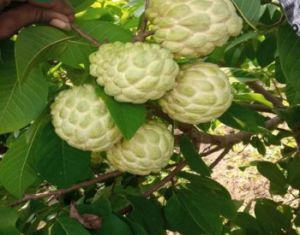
[0,0,74,39]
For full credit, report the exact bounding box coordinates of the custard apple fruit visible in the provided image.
[107,121,174,175]
[89,42,179,104]
[146,0,243,57]
[159,62,233,124]
[51,84,122,152]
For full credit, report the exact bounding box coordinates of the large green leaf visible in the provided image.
[35,124,93,188]
[287,157,300,189]
[95,86,146,139]
[254,199,291,235]
[232,0,261,28]
[0,207,20,235]
[234,93,274,108]
[180,136,211,177]
[97,215,133,235]
[51,216,90,235]
[278,25,300,105]
[0,134,38,198]
[176,190,223,235]
[234,213,264,235]
[127,196,165,235]
[15,26,71,82]
[69,0,97,12]
[75,20,133,44]
[165,193,205,235]
[59,40,94,68]
[165,173,237,235]
[0,64,48,135]
[219,102,266,133]
[256,161,287,195]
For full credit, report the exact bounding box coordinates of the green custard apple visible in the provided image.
[89,42,179,104]
[107,120,174,175]
[159,62,233,124]
[51,84,122,152]
[146,0,243,57]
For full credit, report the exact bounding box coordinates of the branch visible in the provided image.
[71,24,101,47]
[209,147,231,169]
[246,81,284,108]
[241,103,274,113]
[10,171,122,207]
[133,0,153,42]
[143,161,187,197]
[179,116,283,147]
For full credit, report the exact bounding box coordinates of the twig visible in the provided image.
[179,116,283,147]
[143,161,187,197]
[10,171,122,207]
[209,147,231,169]
[246,81,284,108]
[133,0,153,42]
[71,24,101,47]
[271,78,284,101]
[241,103,274,113]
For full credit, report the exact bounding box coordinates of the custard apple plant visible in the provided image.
[0,0,300,235]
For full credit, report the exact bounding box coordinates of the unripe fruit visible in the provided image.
[107,121,174,175]
[89,42,179,104]
[159,62,233,124]
[146,0,243,58]
[51,85,122,152]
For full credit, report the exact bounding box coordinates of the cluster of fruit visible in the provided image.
[51,0,243,175]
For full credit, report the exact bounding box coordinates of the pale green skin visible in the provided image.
[89,42,179,104]
[159,62,233,124]
[107,121,174,175]
[51,85,122,152]
[146,0,243,58]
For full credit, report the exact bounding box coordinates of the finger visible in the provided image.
[28,0,74,17]
[0,0,11,11]
[0,4,71,39]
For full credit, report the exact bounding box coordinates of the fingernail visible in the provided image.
[50,19,71,30]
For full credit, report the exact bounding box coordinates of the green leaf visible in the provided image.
[256,161,287,195]
[179,136,211,176]
[97,215,133,235]
[59,40,94,68]
[95,87,146,139]
[15,26,71,82]
[232,0,261,28]
[125,219,148,235]
[219,102,266,133]
[234,212,264,235]
[0,207,20,235]
[277,106,300,130]
[278,24,300,105]
[165,193,205,235]
[0,134,38,198]
[35,124,93,188]
[275,58,286,84]
[254,199,291,235]
[257,35,277,67]
[0,64,48,135]
[223,67,260,82]
[165,173,237,235]
[127,196,165,235]
[234,93,274,108]
[75,20,133,44]
[287,157,300,189]
[226,31,258,52]
[51,216,90,235]
[69,0,96,12]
